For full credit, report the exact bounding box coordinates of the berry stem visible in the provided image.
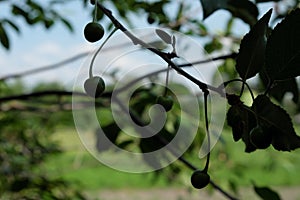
[239,82,245,97]
[164,64,171,96]
[203,91,210,172]
[93,0,98,22]
[89,27,118,78]
[222,79,255,102]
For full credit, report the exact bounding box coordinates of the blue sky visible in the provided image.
[0,0,94,87]
[0,1,273,89]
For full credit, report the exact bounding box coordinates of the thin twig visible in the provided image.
[179,53,237,67]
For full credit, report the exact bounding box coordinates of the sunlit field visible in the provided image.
[45,126,300,199]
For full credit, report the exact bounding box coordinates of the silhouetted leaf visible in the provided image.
[236,9,272,80]
[260,71,299,103]
[96,123,121,152]
[252,95,300,151]
[227,104,257,152]
[254,185,281,200]
[172,35,176,49]
[199,0,229,19]
[227,0,259,26]
[0,23,9,49]
[200,0,258,25]
[265,8,300,80]
[155,29,172,44]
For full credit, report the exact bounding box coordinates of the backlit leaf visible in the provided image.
[236,9,272,80]
[265,8,300,80]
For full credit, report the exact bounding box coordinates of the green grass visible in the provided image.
[209,131,300,187]
[44,127,300,193]
[45,151,171,190]
[44,128,171,190]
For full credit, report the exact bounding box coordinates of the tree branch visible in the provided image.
[0,91,86,103]
[0,101,106,112]
[179,53,237,67]
[0,52,90,81]
[0,35,152,81]
[96,2,225,96]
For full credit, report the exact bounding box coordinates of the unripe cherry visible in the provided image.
[84,76,105,98]
[84,22,105,43]
[191,170,210,189]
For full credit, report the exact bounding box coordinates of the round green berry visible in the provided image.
[191,170,210,189]
[84,22,104,43]
[156,95,174,112]
[84,76,105,98]
[250,125,272,149]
